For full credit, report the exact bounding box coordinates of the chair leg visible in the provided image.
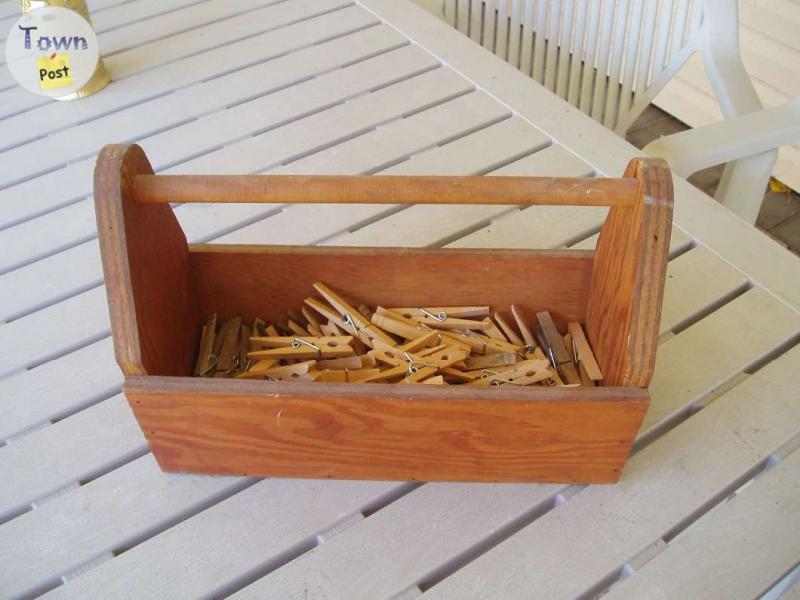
[714,150,777,224]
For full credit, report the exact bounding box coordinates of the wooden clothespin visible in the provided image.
[373,308,476,352]
[510,305,538,354]
[479,316,508,342]
[193,313,218,376]
[319,321,343,337]
[305,297,373,347]
[313,283,396,347]
[387,306,489,320]
[251,317,267,339]
[316,354,374,370]
[213,316,243,376]
[529,346,564,385]
[564,332,592,386]
[494,313,525,347]
[439,367,478,382]
[396,330,444,353]
[464,357,546,378]
[362,344,468,384]
[402,345,470,383]
[463,352,518,371]
[235,358,278,379]
[235,323,250,374]
[316,368,381,383]
[248,336,355,360]
[535,311,581,385]
[408,313,487,331]
[416,344,449,358]
[371,311,429,342]
[483,336,522,355]
[287,320,307,337]
[273,322,294,336]
[257,360,317,381]
[468,358,552,386]
[287,309,307,327]
[452,328,520,356]
[567,322,603,383]
[301,307,323,337]
[357,303,373,320]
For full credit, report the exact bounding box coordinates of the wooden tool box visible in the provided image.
[95,143,673,483]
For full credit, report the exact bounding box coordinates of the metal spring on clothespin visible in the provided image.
[342,312,359,335]
[419,308,447,322]
[402,351,439,375]
[199,353,218,377]
[292,337,321,358]
[479,369,518,386]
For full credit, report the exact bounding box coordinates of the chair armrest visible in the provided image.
[643,98,800,177]
[701,0,763,117]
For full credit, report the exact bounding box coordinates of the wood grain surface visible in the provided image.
[189,245,594,326]
[133,174,639,207]
[127,376,649,483]
[94,144,203,377]
[585,158,673,387]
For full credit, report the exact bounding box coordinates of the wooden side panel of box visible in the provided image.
[188,245,595,326]
[125,377,649,483]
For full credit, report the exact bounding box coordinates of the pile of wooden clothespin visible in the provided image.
[193,282,603,386]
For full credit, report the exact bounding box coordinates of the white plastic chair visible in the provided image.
[432,0,800,223]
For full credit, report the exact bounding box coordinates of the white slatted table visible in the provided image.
[0,1,798,598]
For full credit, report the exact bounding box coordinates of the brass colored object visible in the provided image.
[20,0,110,99]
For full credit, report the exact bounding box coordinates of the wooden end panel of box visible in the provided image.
[95,144,203,377]
[125,377,649,483]
[586,157,673,388]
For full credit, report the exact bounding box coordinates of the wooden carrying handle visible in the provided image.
[132,174,639,207]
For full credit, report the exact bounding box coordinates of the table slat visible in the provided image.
[0,455,249,600]
[0,0,353,138]
[605,448,800,600]
[323,118,550,247]
[41,478,411,600]
[0,5,381,228]
[0,27,423,270]
[644,287,800,432]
